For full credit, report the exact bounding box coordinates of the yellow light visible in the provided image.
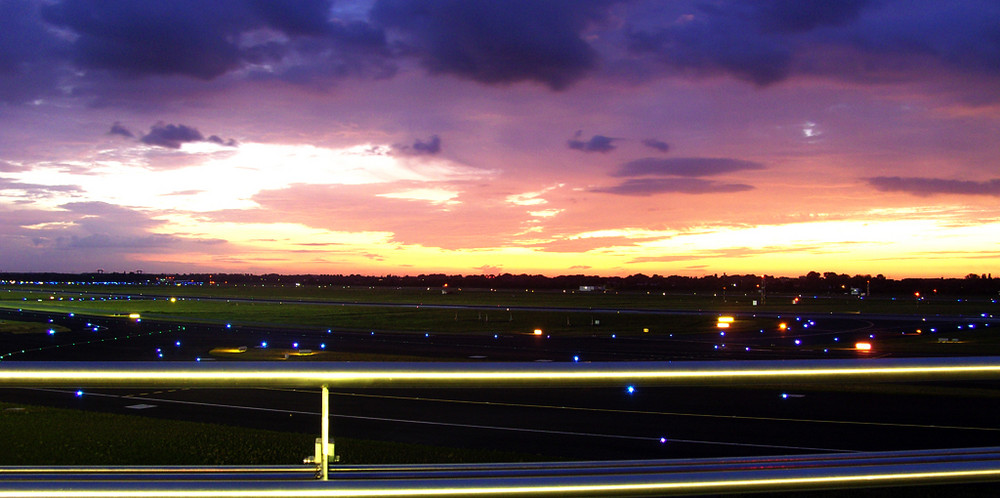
[779,323,787,331]
[717,322,730,329]
[128,313,141,319]
[717,316,735,323]
[642,328,649,333]
[533,329,543,335]
[855,342,872,351]
[209,347,247,354]
[169,297,177,303]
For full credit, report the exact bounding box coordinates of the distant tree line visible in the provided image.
[2,271,998,296]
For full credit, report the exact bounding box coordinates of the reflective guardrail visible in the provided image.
[3,357,1000,495]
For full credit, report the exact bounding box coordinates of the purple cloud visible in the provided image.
[625,0,1000,89]
[613,157,765,177]
[412,135,441,155]
[568,133,617,153]
[0,161,29,173]
[109,122,134,138]
[867,176,1000,197]
[39,0,387,81]
[371,0,617,90]
[140,123,204,149]
[138,122,236,149]
[641,138,670,153]
[593,178,754,196]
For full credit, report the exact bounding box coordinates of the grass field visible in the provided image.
[0,319,71,335]
[4,283,998,314]
[0,401,539,465]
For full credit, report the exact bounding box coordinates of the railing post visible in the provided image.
[321,384,330,481]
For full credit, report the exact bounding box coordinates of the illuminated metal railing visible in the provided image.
[3,357,1000,495]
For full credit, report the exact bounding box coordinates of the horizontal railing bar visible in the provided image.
[3,357,1000,388]
[8,447,1000,481]
[325,447,1000,480]
[3,452,1000,496]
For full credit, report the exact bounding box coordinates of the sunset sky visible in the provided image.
[1,0,999,278]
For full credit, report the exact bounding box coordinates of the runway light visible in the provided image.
[779,323,788,331]
[128,313,140,319]
[75,390,83,397]
[573,356,580,362]
[659,437,667,444]
[292,342,299,349]
[47,329,55,335]
[533,329,543,335]
[626,385,636,395]
[261,341,268,348]
[856,342,872,351]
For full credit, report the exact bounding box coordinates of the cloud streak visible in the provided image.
[613,157,765,177]
[867,176,1000,197]
[592,178,754,196]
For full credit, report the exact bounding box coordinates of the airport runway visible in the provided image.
[3,308,1000,462]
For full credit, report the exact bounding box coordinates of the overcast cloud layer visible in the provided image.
[1,0,999,278]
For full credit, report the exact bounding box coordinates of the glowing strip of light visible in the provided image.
[5,364,1000,385]
[1,468,1000,496]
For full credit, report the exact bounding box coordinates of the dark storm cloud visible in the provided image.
[0,0,65,103]
[593,178,754,196]
[371,0,618,90]
[627,10,793,86]
[867,176,1000,197]
[613,157,765,177]
[626,0,1000,88]
[641,138,670,153]
[750,0,871,33]
[38,0,387,81]
[568,134,618,153]
[139,123,236,149]
[108,122,134,138]
[4,0,1000,106]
